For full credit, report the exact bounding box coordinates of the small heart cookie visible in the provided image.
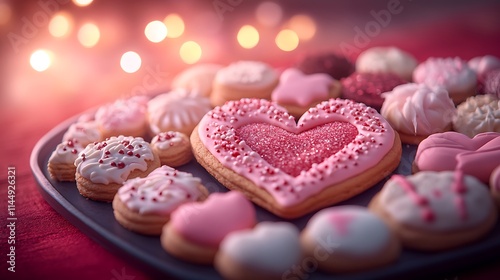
[191,98,401,218]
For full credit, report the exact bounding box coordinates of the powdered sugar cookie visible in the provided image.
[356,46,417,81]
[191,98,401,218]
[113,165,208,235]
[369,171,497,251]
[215,222,302,280]
[74,135,161,202]
[47,139,84,181]
[301,205,400,273]
[161,191,256,264]
[150,131,193,167]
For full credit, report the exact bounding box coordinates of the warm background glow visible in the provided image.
[288,14,316,41]
[255,2,283,27]
[0,2,12,25]
[49,13,74,38]
[275,29,299,51]
[237,25,259,49]
[120,51,142,73]
[78,23,100,48]
[72,0,93,7]
[144,20,168,43]
[164,14,185,38]
[180,41,202,64]
[30,50,52,72]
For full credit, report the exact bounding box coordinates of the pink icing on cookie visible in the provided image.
[197,98,395,207]
[169,191,256,247]
[391,175,434,222]
[117,166,204,215]
[271,68,334,107]
[468,55,500,81]
[328,212,354,236]
[415,132,500,183]
[95,96,148,132]
[63,121,101,147]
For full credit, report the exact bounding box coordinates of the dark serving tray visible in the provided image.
[30,111,500,280]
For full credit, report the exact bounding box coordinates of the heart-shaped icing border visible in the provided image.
[192,98,401,218]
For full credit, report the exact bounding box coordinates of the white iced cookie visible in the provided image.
[171,63,223,97]
[453,94,500,138]
[47,139,85,181]
[301,205,400,273]
[150,131,193,167]
[468,55,500,82]
[63,120,102,147]
[215,222,302,280]
[356,46,418,81]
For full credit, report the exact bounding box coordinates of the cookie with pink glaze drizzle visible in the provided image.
[490,165,500,208]
[47,139,84,181]
[271,68,341,118]
[191,98,402,218]
[151,131,193,167]
[161,191,256,264]
[301,205,400,273]
[369,171,497,251]
[63,120,102,147]
[413,131,500,183]
[113,165,208,235]
[74,135,161,202]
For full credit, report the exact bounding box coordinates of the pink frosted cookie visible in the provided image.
[453,94,500,138]
[468,55,500,91]
[147,89,212,137]
[369,171,497,251]
[94,96,149,139]
[484,69,500,98]
[356,46,418,81]
[62,120,102,147]
[47,139,84,181]
[113,166,208,235]
[341,72,407,111]
[490,165,500,208]
[210,61,279,107]
[171,63,223,97]
[381,83,456,144]
[150,131,193,167]
[161,191,256,264]
[301,206,400,273]
[413,57,477,104]
[74,135,161,202]
[413,131,500,183]
[191,98,402,218]
[271,68,341,118]
[215,222,302,280]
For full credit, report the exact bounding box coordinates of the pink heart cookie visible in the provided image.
[191,98,402,218]
[413,131,500,183]
[160,191,256,264]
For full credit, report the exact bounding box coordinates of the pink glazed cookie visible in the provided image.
[369,171,497,251]
[191,98,402,218]
[301,205,400,273]
[161,191,256,264]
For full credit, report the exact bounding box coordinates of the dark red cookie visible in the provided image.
[296,52,355,80]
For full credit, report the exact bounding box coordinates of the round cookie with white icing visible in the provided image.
[369,171,497,251]
[74,135,161,202]
[210,61,278,107]
[356,46,418,81]
[62,120,102,147]
[113,165,208,235]
[453,94,500,138]
[47,139,84,181]
[215,222,302,280]
[381,83,456,144]
[150,131,193,167]
[147,89,212,137]
[171,63,223,97]
[301,205,400,273]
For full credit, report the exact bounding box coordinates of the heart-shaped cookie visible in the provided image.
[191,98,402,218]
[413,132,500,183]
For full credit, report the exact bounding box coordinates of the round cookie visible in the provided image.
[113,165,208,235]
[369,171,497,251]
[171,63,223,97]
[490,165,500,209]
[413,57,477,105]
[341,72,407,111]
[484,69,500,98]
[215,222,302,280]
[150,131,193,167]
[453,94,500,138]
[301,205,400,273]
[381,83,456,144]
[210,61,278,107]
[468,55,500,91]
[62,120,102,147]
[47,139,84,181]
[74,135,161,202]
[356,46,417,81]
[295,52,354,80]
[271,68,341,118]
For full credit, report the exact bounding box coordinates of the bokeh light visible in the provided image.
[72,0,93,7]
[120,51,142,73]
[288,14,316,40]
[30,50,52,72]
[78,23,100,48]
[145,20,168,43]
[275,29,299,51]
[49,12,73,38]
[163,14,185,38]
[255,2,283,27]
[237,25,259,49]
[0,2,12,25]
[180,41,202,64]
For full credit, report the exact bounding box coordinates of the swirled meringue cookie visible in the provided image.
[210,61,278,106]
[147,89,212,137]
[171,63,223,97]
[453,94,500,138]
[413,57,477,104]
[356,46,418,81]
[468,55,500,90]
[484,69,500,98]
[381,83,455,144]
